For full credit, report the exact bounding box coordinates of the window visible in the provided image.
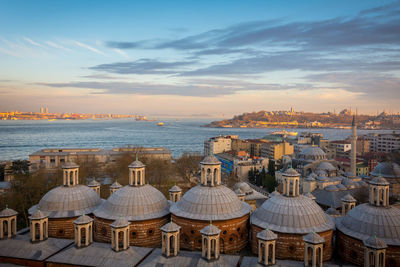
[223,230,227,235]
[288,245,296,253]
[131,231,136,237]
[102,227,107,236]
[148,229,154,235]
[190,230,195,234]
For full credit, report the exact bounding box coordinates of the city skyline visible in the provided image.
[1,0,400,116]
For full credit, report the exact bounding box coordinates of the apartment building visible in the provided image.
[203,135,238,155]
[365,132,400,153]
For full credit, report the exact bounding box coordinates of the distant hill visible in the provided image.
[204,110,400,129]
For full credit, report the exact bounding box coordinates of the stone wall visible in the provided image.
[251,224,333,261]
[48,217,78,239]
[93,216,168,247]
[337,230,400,267]
[172,214,249,254]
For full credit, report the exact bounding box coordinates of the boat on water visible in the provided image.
[157,122,164,126]
[48,119,56,121]
[271,130,298,136]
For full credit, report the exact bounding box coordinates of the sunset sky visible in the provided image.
[0,0,399,117]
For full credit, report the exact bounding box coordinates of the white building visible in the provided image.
[364,132,400,153]
[204,135,238,156]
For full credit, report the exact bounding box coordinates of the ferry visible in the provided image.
[157,122,164,126]
[271,130,298,136]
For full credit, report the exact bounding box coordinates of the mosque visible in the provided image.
[0,117,399,266]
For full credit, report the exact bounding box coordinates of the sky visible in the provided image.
[0,0,399,117]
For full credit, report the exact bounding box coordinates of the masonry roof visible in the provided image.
[170,184,251,221]
[251,194,335,234]
[337,203,400,246]
[94,184,169,221]
[29,185,103,218]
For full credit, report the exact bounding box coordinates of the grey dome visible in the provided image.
[200,224,221,236]
[170,185,251,221]
[94,185,169,221]
[161,221,181,233]
[74,214,93,225]
[0,207,18,218]
[234,182,252,195]
[110,181,122,189]
[62,162,79,169]
[283,168,299,177]
[316,162,336,171]
[251,194,334,234]
[299,146,327,160]
[29,210,48,220]
[200,156,221,165]
[28,185,103,218]
[363,235,387,249]
[303,232,325,244]
[325,185,339,192]
[169,185,182,192]
[369,176,390,186]
[111,217,130,228]
[341,193,356,203]
[337,203,400,246]
[129,160,145,168]
[88,179,100,187]
[257,228,277,241]
[370,162,400,178]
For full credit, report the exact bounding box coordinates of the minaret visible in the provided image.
[350,114,357,176]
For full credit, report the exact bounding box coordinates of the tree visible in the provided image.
[268,160,275,176]
[264,174,278,193]
[175,152,202,183]
[248,167,256,183]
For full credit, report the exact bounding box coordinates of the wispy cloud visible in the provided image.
[22,37,46,48]
[45,41,71,51]
[89,58,196,74]
[74,41,106,56]
[113,48,129,58]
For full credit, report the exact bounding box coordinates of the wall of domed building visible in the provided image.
[251,224,333,261]
[47,217,79,239]
[337,231,400,267]
[93,216,169,247]
[172,214,249,254]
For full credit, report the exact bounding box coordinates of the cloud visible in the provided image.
[74,41,106,56]
[113,48,129,58]
[105,41,143,49]
[22,37,46,48]
[45,41,71,51]
[304,72,400,99]
[89,58,197,74]
[38,79,315,97]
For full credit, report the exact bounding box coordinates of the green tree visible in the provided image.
[264,174,278,193]
[268,160,275,176]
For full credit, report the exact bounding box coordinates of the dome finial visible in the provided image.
[136,152,138,161]
[210,219,212,226]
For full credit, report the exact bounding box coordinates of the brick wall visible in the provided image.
[172,214,249,254]
[251,224,333,261]
[48,217,78,239]
[93,216,168,247]
[337,230,400,267]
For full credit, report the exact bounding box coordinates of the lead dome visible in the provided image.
[93,159,170,247]
[28,163,103,239]
[170,156,251,253]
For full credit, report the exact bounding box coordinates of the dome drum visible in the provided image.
[171,214,249,254]
[94,215,169,247]
[250,224,333,261]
